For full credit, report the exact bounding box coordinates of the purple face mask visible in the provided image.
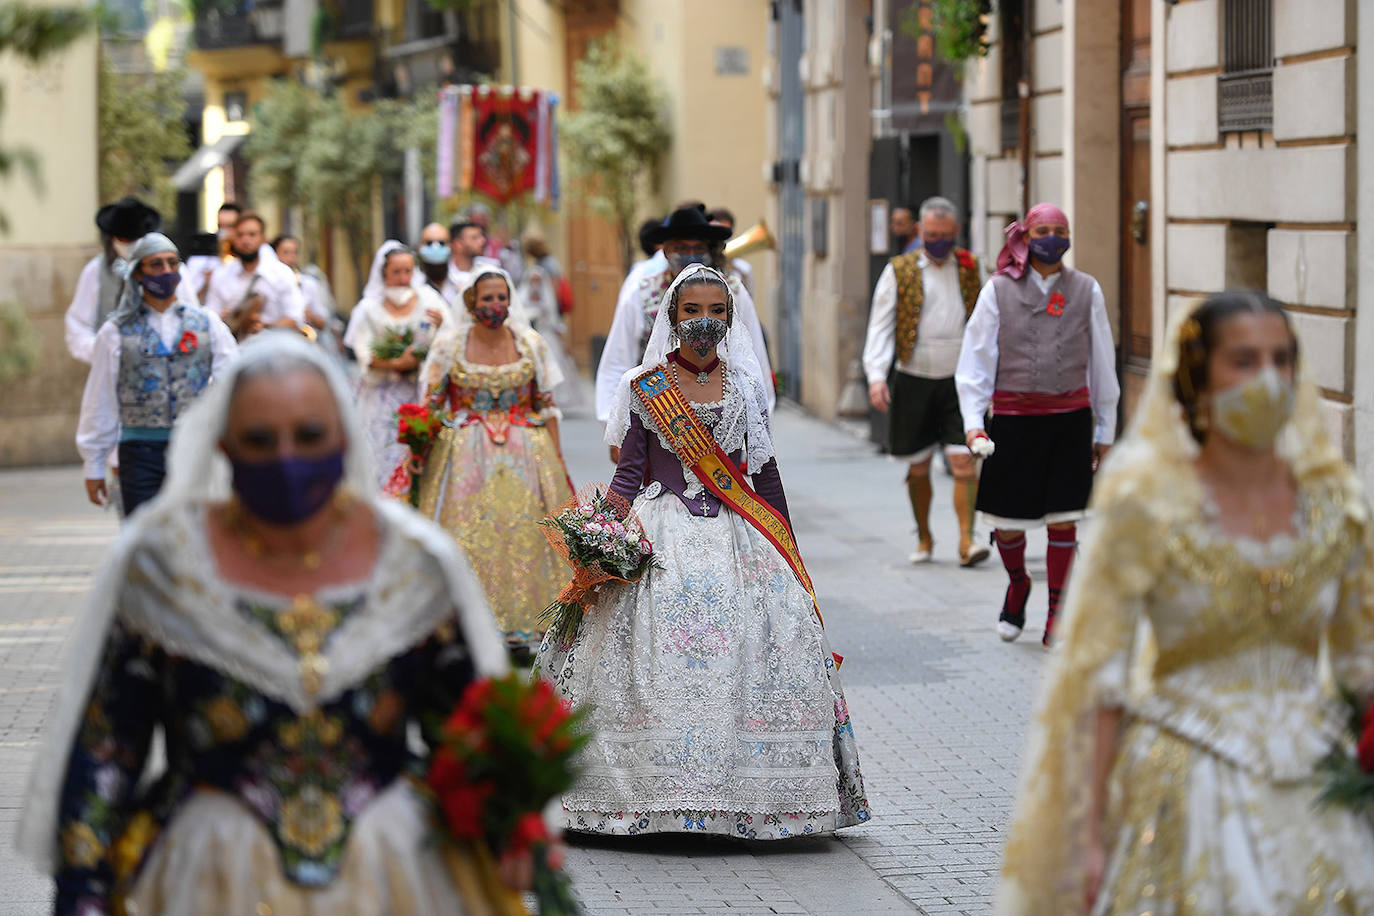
[1027,234,1071,265]
[140,270,181,300]
[922,238,956,262]
[230,450,345,526]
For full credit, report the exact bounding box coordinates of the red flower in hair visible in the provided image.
[178,330,198,353]
[1046,292,1066,317]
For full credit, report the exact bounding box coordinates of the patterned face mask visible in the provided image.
[676,316,729,358]
[473,302,509,329]
[1209,365,1295,450]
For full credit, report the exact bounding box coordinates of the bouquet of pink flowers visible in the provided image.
[539,486,658,646]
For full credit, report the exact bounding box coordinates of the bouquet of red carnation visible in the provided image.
[427,673,590,915]
[383,403,443,507]
[1316,686,1374,813]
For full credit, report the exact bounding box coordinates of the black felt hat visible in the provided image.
[95,197,162,239]
[644,204,732,246]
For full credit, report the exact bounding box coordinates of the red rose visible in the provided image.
[440,780,494,838]
[178,330,198,354]
[1047,292,1066,317]
[1358,700,1374,773]
[398,403,428,419]
[509,812,550,852]
[427,747,466,793]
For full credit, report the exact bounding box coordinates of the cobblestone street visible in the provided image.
[0,401,1054,915]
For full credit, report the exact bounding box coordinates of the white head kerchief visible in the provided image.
[604,263,775,470]
[17,332,509,874]
[359,239,426,304]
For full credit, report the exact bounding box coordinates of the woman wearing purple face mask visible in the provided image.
[956,203,1121,649]
[76,232,239,517]
[24,333,533,914]
[414,268,575,652]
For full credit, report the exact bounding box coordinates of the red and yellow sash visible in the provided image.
[633,365,823,625]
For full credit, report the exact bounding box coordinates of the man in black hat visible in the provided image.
[594,204,775,433]
[65,197,199,363]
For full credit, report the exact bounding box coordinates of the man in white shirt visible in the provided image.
[203,211,306,337]
[863,196,988,568]
[440,220,501,306]
[955,201,1119,647]
[185,202,241,300]
[77,233,237,516]
[273,234,334,329]
[594,205,775,444]
[65,197,198,363]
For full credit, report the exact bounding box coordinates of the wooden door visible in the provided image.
[564,5,624,371]
[1119,0,1152,420]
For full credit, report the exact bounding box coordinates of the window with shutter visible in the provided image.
[1218,0,1273,133]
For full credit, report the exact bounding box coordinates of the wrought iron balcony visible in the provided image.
[193,0,286,50]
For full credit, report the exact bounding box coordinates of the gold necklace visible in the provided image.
[226,492,351,572]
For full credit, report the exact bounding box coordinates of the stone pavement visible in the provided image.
[0,400,1058,915]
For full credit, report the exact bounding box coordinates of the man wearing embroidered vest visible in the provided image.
[863,196,989,567]
[64,197,199,363]
[955,203,1120,647]
[595,204,775,445]
[77,234,238,516]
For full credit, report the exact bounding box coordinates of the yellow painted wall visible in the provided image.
[0,34,100,246]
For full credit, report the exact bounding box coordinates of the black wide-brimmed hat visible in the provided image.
[645,204,732,246]
[95,197,161,239]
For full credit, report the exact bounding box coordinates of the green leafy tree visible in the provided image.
[0,2,96,232]
[560,38,671,272]
[244,80,326,252]
[98,52,192,216]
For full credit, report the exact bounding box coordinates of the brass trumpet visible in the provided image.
[723,220,776,259]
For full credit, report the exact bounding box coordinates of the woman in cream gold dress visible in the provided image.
[997,290,1374,914]
[417,268,575,648]
[19,333,532,915]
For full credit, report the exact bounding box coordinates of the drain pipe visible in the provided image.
[1018,0,1034,215]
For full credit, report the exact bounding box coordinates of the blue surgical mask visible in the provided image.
[923,238,956,262]
[668,252,711,274]
[140,270,181,300]
[1028,235,1071,265]
[419,241,450,265]
[230,450,345,526]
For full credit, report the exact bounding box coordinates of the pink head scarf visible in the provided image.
[995,203,1070,279]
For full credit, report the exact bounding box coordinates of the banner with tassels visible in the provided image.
[435,84,560,210]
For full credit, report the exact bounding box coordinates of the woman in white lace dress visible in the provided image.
[536,264,870,839]
[997,290,1374,914]
[343,241,449,486]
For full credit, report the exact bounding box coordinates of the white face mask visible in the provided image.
[112,239,135,260]
[383,285,414,307]
[1209,365,1295,450]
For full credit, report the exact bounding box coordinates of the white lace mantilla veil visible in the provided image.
[17,332,509,874]
[604,263,775,472]
[994,296,1365,914]
[418,265,561,398]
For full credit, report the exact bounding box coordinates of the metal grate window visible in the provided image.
[1218,0,1273,133]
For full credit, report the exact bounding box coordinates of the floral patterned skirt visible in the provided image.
[357,371,420,489]
[1094,720,1374,915]
[535,494,871,839]
[417,423,574,642]
[125,781,506,915]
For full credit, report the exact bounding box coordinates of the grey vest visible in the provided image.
[97,256,124,327]
[117,305,215,431]
[990,267,1097,393]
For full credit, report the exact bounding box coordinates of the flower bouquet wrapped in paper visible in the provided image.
[426,673,591,915]
[382,403,443,506]
[1317,686,1374,813]
[538,485,659,647]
